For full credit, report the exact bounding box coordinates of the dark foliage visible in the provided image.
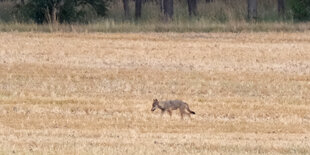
[290,0,310,21]
[17,0,109,24]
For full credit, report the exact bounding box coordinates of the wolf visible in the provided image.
[151,99,195,119]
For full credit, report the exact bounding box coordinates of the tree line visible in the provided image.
[1,0,309,23]
[129,0,305,20]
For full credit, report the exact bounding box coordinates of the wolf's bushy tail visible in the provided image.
[186,105,195,114]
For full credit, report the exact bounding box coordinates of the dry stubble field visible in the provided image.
[0,32,310,154]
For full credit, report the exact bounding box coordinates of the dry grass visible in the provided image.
[0,32,310,154]
[1,22,310,33]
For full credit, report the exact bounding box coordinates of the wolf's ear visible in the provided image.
[153,99,158,102]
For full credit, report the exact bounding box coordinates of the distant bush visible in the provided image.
[16,0,110,24]
[289,0,310,21]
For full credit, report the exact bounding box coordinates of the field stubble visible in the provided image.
[0,32,310,154]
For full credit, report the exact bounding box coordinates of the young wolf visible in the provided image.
[151,99,195,119]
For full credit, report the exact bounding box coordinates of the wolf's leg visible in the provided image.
[161,110,165,117]
[187,112,191,118]
[179,108,184,119]
[167,110,172,117]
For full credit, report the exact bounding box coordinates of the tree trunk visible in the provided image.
[187,0,197,16]
[160,0,164,13]
[135,0,142,19]
[206,0,213,3]
[163,0,173,20]
[47,1,63,24]
[278,0,285,17]
[21,0,25,5]
[247,0,257,20]
[52,8,57,24]
[123,0,130,19]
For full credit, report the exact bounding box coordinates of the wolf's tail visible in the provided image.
[186,105,195,114]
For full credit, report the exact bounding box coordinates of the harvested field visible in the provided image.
[0,32,309,154]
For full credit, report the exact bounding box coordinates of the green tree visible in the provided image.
[17,0,109,24]
[290,0,310,21]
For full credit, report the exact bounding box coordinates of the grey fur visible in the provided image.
[151,99,195,119]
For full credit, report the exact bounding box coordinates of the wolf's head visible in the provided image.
[151,99,159,112]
